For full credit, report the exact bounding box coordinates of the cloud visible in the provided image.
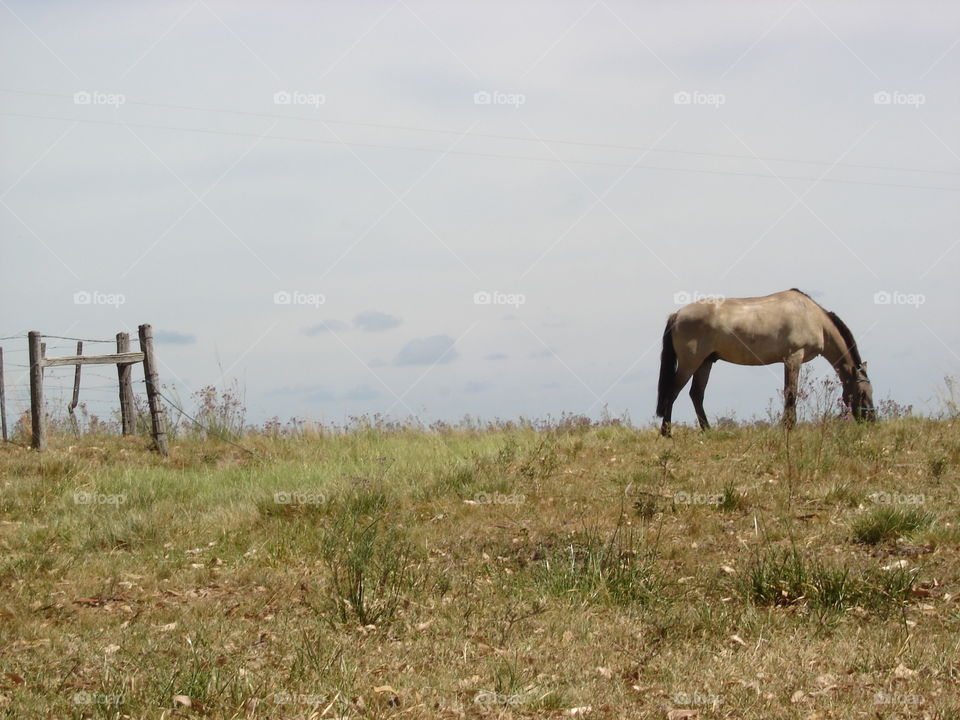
[303,320,350,336]
[465,380,491,393]
[484,352,509,361]
[154,330,196,345]
[393,334,458,366]
[354,310,401,332]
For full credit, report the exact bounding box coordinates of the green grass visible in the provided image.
[740,546,914,612]
[1,417,959,718]
[852,505,935,544]
[530,518,664,606]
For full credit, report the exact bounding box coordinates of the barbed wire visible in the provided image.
[39,334,117,343]
[150,384,261,459]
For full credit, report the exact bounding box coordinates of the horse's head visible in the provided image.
[845,362,876,421]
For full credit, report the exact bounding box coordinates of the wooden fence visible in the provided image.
[0,324,169,455]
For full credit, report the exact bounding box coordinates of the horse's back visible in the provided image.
[673,290,825,365]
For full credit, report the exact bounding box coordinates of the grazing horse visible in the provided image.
[656,289,875,436]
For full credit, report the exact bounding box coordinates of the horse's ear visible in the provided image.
[861,361,868,372]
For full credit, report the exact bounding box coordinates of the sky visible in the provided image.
[1,1,958,429]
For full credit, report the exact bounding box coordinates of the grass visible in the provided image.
[852,506,936,545]
[1,416,959,718]
[740,546,914,613]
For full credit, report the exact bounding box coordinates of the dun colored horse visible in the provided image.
[656,289,875,436]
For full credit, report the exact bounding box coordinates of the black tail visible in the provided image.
[656,314,678,418]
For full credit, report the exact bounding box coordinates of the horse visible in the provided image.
[656,289,875,436]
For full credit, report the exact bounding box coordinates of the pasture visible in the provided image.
[2,415,958,718]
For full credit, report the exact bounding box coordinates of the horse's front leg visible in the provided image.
[782,352,803,428]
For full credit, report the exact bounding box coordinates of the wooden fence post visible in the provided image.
[0,347,7,442]
[138,324,168,456]
[68,341,82,436]
[28,331,45,450]
[116,333,135,436]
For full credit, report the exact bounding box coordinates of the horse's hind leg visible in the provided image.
[690,357,716,430]
[660,360,699,437]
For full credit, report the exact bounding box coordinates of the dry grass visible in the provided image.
[1,417,958,718]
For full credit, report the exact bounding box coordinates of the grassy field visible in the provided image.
[1,416,958,719]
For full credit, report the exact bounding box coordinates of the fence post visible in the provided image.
[28,331,45,450]
[116,333,135,436]
[138,324,168,456]
[68,341,82,436]
[0,347,7,442]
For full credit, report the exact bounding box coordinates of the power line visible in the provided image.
[3,87,959,179]
[4,110,959,193]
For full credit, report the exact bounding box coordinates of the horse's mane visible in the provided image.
[790,288,863,367]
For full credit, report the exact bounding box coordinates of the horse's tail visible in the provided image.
[656,314,678,418]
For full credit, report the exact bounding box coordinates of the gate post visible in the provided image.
[138,324,169,456]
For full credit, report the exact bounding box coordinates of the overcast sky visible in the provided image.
[2,1,958,428]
